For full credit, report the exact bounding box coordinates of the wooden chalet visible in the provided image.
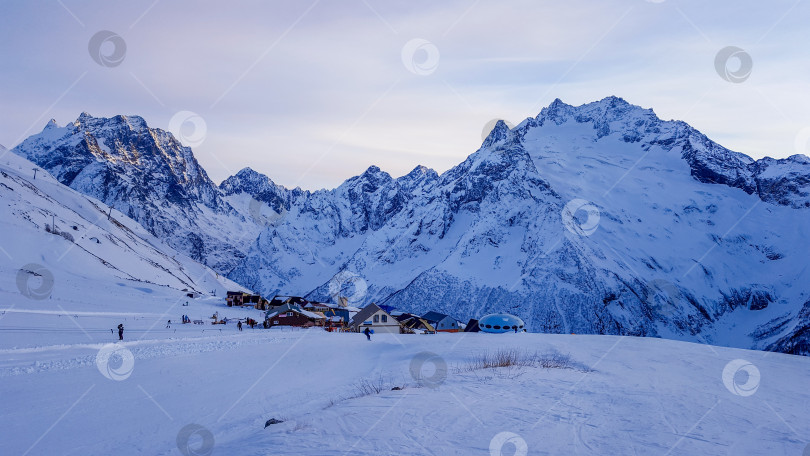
[264,303,326,328]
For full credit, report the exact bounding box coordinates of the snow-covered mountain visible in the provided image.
[11,114,260,272]
[10,97,810,355]
[223,97,810,355]
[0,150,246,302]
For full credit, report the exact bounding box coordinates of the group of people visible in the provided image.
[114,314,271,340]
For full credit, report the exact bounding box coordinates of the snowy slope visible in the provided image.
[0,150,247,318]
[0,327,808,455]
[10,114,261,272]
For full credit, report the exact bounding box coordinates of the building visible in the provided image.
[321,306,351,325]
[226,291,269,309]
[463,318,481,332]
[264,303,326,328]
[303,301,333,313]
[421,311,460,332]
[395,313,435,333]
[349,303,402,334]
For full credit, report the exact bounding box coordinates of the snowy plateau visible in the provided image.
[1,96,809,455]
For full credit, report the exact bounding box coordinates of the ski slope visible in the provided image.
[1,310,808,455]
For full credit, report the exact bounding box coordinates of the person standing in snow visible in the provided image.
[364,327,371,341]
[237,320,243,331]
[118,323,124,341]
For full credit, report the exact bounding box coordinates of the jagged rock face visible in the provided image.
[12,114,255,272]
[10,98,810,355]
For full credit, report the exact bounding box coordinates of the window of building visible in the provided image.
[287,312,293,317]
[373,315,379,323]
[382,315,388,322]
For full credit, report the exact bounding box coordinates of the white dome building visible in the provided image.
[478,314,525,333]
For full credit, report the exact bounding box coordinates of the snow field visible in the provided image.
[1,318,808,455]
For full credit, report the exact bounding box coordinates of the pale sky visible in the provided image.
[2,0,809,190]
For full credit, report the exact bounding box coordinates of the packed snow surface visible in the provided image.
[0,294,808,455]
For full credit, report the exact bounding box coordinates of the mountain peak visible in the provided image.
[70,112,149,132]
[235,167,262,177]
[358,165,392,182]
[482,119,512,147]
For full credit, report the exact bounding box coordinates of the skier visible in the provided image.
[364,327,371,341]
[166,320,171,328]
[237,320,243,331]
[118,323,124,341]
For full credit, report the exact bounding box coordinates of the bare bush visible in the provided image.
[352,376,387,397]
[455,349,578,373]
[325,375,407,409]
[59,231,74,242]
